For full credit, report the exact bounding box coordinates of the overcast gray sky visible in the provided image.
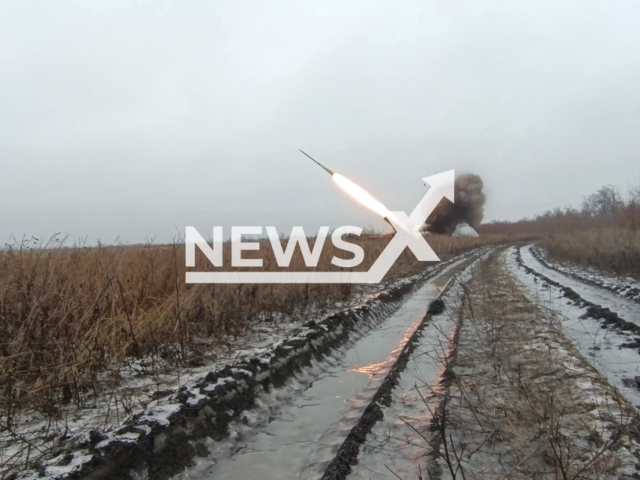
[2,0,639,244]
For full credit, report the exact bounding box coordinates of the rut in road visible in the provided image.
[181,255,480,480]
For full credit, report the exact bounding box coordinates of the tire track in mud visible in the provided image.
[190,252,485,480]
[515,244,640,336]
[529,247,640,305]
[320,254,484,480]
[23,251,483,480]
[513,244,640,406]
[421,248,640,479]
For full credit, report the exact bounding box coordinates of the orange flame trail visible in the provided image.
[299,150,409,232]
[332,173,390,219]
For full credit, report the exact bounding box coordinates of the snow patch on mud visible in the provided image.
[532,247,640,304]
[6,252,479,480]
[509,246,640,410]
[521,246,640,327]
[426,248,640,480]
[179,254,482,480]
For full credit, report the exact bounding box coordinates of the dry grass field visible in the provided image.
[0,232,521,423]
[480,183,640,278]
[539,228,640,277]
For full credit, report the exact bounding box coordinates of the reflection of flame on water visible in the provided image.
[350,319,422,378]
[435,329,459,383]
[349,359,392,377]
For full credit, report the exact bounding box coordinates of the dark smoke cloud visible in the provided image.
[423,174,485,235]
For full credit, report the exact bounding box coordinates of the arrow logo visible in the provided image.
[186,170,454,283]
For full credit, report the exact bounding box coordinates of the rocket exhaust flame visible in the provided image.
[332,173,390,219]
[300,150,403,232]
[299,150,484,236]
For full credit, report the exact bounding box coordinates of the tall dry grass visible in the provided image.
[539,228,640,278]
[0,232,516,421]
[479,182,640,278]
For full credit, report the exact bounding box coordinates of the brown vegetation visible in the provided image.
[540,228,640,277]
[424,250,638,479]
[0,232,517,421]
[479,182,640,278]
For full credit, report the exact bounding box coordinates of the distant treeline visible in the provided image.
[479,181,640,235]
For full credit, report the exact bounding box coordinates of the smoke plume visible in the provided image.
[423,173,485,235]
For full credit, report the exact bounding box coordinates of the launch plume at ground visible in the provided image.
[424,173,485,235]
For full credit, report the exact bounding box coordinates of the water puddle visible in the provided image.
[185,258,471,480]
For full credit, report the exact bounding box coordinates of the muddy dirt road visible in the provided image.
[417,247,640,480]
[16,245,640,480]
[180,254,483,480]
